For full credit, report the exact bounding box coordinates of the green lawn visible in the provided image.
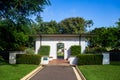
[78,62,120,80]
[0,64,38,80]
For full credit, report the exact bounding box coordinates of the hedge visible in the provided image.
[0,50,9,63]
[70,45,81,56]
[38,46,50,56]
[77,54,103,65]
[0,55,5,64]
[16,54,41,65]
[110,52,120,61]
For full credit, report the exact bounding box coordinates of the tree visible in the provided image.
[0,19,28,51]
[89,27,119,48]
[0,0,50,24]
[39,20,58,34]
[0,0,50,50]
[116,18,120,28]
[58,17,93,34]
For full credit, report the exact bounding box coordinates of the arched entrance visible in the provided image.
[57,43,64,59]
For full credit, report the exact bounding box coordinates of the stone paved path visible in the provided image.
[29,65,78,80]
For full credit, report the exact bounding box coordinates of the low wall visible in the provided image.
[9,51,25,64]
[68,56,78,65]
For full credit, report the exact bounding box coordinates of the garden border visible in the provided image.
[75,66,86,80]
[20,65,43,80]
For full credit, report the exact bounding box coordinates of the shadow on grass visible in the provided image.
[110,61,120,66]
[0,62,19,67]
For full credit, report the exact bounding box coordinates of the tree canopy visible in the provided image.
[89,26,120,50]
[0,0,50,24]
[58,17,93,34]
[32,17,93,34]
[0,0,50,51]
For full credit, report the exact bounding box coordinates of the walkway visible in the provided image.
[29,65,78,80]
[21,59,84,80]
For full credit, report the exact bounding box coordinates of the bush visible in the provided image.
[16,54,41,65]
[85,47,107,53]
[77,54,103,65]
[0,50,9,63]
[109,48,120,52]
[25,48,35,54]
[95,47,107,53]
[0,56,5,64]
[70,45,81,56]
[38,46,50,56]
[85,47,95,53]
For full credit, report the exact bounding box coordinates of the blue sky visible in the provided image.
[41,0,120,30]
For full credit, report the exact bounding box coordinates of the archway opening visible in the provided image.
[57,43,64,59]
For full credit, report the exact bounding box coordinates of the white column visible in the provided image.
[35,38,41,54]
[80,38,86,53]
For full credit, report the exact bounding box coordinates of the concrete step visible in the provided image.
[49,59,69,65]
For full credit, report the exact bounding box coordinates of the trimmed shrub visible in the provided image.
[38,46,50,56]
[16,54,41,65]
[70,45,81,56]
[77,54,103,65]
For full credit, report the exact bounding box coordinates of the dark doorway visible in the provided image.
[57,43,64,59]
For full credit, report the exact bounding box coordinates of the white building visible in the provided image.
[34,34,90,59]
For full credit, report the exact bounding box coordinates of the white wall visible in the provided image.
[35,38,40,54]
[35,35,86,59]
[80,37,86,53]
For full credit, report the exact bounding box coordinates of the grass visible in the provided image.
[78,62,120,80]
[0,64,38,80]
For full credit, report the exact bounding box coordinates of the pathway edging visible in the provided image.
[73,67,82,80]
[20,65,43,80]
[75,66,86,80]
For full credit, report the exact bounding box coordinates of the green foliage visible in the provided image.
[0,0,50,24]
[90,27,119,48]
[58,17,93,34]
[0,19,29,51]
[16,54,41,65]
[39,20,59,34]
[25,48,35,54]
[38,46,50,56]
[77,54,103,65]
[85,47,107,53]
[0,56,4,61]
[70,45,81,56]
[0,56,5,64]
[32,17,93,34]
[0,0,50,50]
[0,51,9,62]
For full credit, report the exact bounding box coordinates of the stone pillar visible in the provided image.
[9,51,25,64]
[102,52,110,64]
[9,53,16,64]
